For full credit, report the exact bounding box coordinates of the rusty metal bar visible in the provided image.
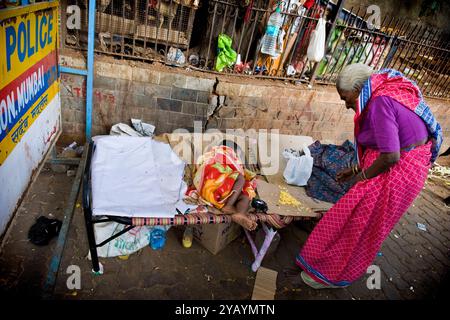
[143,0,150,61]
[433,41,450,97]
[397,25,428,73]
[230,5,239,41]
[285,5,310,76]
[164,0,174,64]
[221,3,228,35]
[309,0,344,85]
[120,0,126,57]
[324,6,359,81]
[380,18,410,69]
[321,4,357,82]
[371,15,399,70]
[244,8,260,67]
[155,0,163,52]
[414,32,445,87]
[297,4,323,81]
[359,13,391,67]
[419,40,449,89]
[205,1,218,70]
[404,28,440,80]
[389,23,420,69]
[273,0,295,77]
[426,45,450,96]
[132,0,138,56]
[109,0,114,54]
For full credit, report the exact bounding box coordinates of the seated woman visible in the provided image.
[186,140,258,231]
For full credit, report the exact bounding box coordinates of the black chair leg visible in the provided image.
[84,209,100,273]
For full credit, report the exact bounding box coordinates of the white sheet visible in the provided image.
[91,136,194,218]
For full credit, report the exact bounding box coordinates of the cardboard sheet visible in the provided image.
[251,267,278,300]
[256,179,332,217]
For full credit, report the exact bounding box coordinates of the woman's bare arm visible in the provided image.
[222,174,245,214]
[355,152,400,182]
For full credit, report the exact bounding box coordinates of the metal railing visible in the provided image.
[61,0,450,99]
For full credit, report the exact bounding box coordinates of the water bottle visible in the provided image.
[261,6,283,57]
[149,228,167,250]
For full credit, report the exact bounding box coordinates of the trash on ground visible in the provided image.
[182,226,193,248]
[417,223,427,232]
[149,228,167,250]
[28,216,62,246]
[166,47,186,66]
[251,267,278,300]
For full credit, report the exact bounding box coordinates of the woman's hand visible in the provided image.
[336,167,355,182]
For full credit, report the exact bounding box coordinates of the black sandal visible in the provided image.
[28,216,62,246]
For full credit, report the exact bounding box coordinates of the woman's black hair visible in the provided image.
[220,139,246,164]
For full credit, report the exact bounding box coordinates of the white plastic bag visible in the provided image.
[87,222,170,258]
[167,47,186,66]
[307,18,326,62]
[282,146,313,186]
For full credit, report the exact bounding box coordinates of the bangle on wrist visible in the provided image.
[361,170,368,180]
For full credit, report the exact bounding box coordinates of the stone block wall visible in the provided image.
[59,51,449,151]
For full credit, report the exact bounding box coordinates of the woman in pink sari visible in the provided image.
[296,63,443,289]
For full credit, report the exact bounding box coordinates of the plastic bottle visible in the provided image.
[261,6,283,57]
[182,226,193,248]
[149,228,167,250]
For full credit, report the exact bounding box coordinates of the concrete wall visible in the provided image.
[59,50,449,151]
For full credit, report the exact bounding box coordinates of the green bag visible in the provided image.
[215,34,237,72]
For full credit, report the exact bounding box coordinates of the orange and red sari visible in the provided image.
[186,146,256,209]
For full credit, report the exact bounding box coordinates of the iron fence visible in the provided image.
[60,0,450,99]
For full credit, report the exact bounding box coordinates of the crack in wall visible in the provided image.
[204,77,225,131]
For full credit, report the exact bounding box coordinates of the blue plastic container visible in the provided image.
[149,228,167,250]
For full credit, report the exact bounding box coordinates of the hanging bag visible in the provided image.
[307,17,326,62]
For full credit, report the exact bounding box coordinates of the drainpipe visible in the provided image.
[86,0,96,141]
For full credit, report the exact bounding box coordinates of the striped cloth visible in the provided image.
[131,207,321,229]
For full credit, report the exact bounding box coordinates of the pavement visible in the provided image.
[0,161,449,300]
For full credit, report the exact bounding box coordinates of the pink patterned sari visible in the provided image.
[295,69,439,286]
[296,142,431,286]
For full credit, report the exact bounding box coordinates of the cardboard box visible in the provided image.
[192,222,242,255]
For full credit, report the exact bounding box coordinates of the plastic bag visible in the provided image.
[167,47,186,66]
[307,18,326,62]
[282,146,313,186]
[215,34,237,72]
[87,222,170,258]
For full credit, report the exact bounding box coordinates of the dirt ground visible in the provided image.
[0,158,449,300]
